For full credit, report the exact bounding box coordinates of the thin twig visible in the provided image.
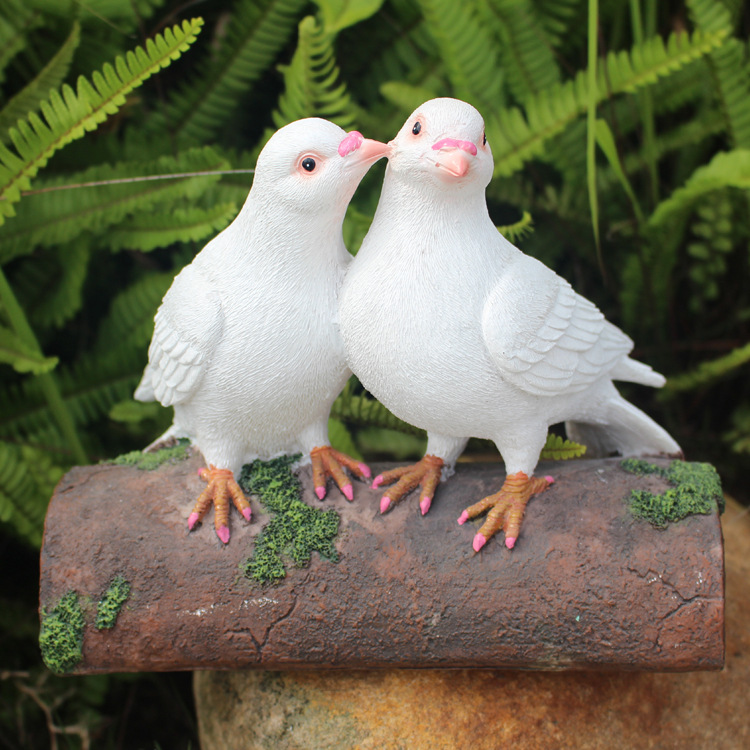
[1,169,256,200]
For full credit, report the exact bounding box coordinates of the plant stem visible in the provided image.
[587,0,603,277]
[0,267,87,464]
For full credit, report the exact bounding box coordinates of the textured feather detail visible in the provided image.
[135,264,223,408]
[483,254,632,397]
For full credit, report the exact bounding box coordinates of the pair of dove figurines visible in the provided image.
[136,98,680,553]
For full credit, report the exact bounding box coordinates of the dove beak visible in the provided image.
[432,138,476,178]
[338,131,390,166]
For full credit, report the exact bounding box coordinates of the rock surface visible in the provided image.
[194,496,747,749]
[39,454,723,672]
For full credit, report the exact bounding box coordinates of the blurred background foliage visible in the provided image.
[1,0,748,746]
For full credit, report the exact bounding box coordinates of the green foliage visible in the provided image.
[239,455,340,585]
[0,0,747,742]
[621,458,724,527]
[39,591,85,674]
[540,433,587,460]
[95,575,131,629]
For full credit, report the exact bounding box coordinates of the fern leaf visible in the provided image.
[314,0,385,33]
[328,417,362,460]
[480,0,560,102]
[0,22,81,143]
[490,27,728,177]
[540,433,587,460]
[0,17,204,224]
[9,240,90,330]
[0,325,58,374]
[648,149,750,230]
[0,4,39,86]
[414,0,504,114]
[0,440,60,546]
[108,202,237,252]
[92,271,174,357]
[497,211,534,242]
[273,15,358,129]
[533,0,580,50]
[330,390,424,436]
[664,342,750,394]
[687,0,750,149]
[0,146,229,264]
[150,0,305,145]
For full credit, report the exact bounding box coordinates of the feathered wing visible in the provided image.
[481,254,633,397]
[134,263,224,407]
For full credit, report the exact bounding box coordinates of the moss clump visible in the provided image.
[95,575,131,630]
[238,455,340,585]
[107,438,190,470]
[621,458,724,527]
[39,591,85,674]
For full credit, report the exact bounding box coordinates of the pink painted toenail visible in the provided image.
[420,496,432,515]
[473,533,487,552]
[188,512,199,530]
[315,486,326,500]
[506,536,517,549]
[217,526,230,544]
[342,483,354,501]
[242,508,252,522]
[358,462,372,479]
[372,474,384,489]
[457,510,469,525]
[380,496,391,514]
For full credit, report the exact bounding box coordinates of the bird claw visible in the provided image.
[310,446,369,502]
[458,472,553,552]
[189,465,252,543]
[375,454,444,514]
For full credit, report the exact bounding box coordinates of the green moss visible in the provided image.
[621,458,724,527]
[39,591,85,674]
[107,438,190,470]
[238,455,340,585]
[95,575,131,629]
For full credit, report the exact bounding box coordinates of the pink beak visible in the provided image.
[338,131,390,164]
[431,137,476,178]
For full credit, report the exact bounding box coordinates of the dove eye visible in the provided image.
[412,121,422,136]
[483,132,487,146]
[301,157,316,172]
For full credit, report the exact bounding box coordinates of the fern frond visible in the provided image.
[0,441,61,546]
[648,149,750,230]
[490,27,728,177]
[150,0,305,144]
[330,389,424,436]
[540,433,587,460]
[481,0,559,102]
[414,0,504,114]
[0,146,229,264]
[10,240,90,329]
[0,17,204,224]
[0,325,58,374]
[273,15,358,129]
[92,272,174,357]
[687,0,750,149]
[497,211,534,242]
[0,347,146,445]
[0,4,39,86]
[0,22,81,142]
[533,0,580,50]
[108,202,237,252]
[327,417,362,460]
[314,0,385,33]
[664,342,750,394]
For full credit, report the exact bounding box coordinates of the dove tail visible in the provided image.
[612,357,665,388]
[566,395,681,459]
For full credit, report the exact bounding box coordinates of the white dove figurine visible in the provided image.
[339,98,680,552]
[135,119,389,543]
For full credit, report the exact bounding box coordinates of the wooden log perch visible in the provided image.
[38,453,724,673]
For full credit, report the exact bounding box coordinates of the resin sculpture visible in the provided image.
[339,98,681,551]
[136,119,388,543]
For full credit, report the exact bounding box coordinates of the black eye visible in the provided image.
[301,157,316,172]
[483,132,487,146]
[412,121,422,135]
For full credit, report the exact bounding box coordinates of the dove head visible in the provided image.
[388,98,493,196]
[251,118,388,222]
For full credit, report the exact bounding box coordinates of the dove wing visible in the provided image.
[136,263,224,407]
[481,254,632,397]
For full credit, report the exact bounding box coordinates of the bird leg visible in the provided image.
[457,472,554,551]
[374,454,444,515]
[188,465,252,544]
[310,446,371,501]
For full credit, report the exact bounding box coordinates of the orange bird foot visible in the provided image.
[188,465,252,544]
[310,446,371,502]
[457,472,554,551]
[373,454,444,515]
